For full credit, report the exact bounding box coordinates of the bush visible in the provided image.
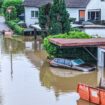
[43,31,96,62]
[6,20,24,35]
[14,25,24,35]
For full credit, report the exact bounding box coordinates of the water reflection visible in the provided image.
[0,36,105,105]
[9,43,13,80]
[0,36,3,105]
[40,62,97,92]
[2,38,25,54]
[24,36,43,52]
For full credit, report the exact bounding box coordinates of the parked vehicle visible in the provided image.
[48,58,96,72]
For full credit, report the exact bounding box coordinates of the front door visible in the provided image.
[79,10,85,21]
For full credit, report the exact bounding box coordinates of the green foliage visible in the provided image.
[49,22,62,35]
[2,0,23,16]
[0,0,3,8]
[39,3,51,36]
[49,0,70,34]
[44,31,92,58]
[6,20,24,35]
[59,0,70,33]
[39,6,47,29]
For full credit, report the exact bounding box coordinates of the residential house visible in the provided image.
[24,0,105,27]
[23,0,90,27]
[85,0,105,21]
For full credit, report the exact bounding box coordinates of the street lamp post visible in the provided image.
[7,8,12,21]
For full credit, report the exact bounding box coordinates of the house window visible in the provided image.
[31,11,35,18]
[88,11,101,21]
[31,11,39,18]
[35,11,38,17]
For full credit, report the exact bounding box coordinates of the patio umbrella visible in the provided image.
[30,24,41,31]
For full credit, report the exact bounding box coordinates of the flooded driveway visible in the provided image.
[0,36,104,105]
[0,16,10,32]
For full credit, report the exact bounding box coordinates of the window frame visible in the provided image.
[31,10,39,18]
[88,9,101,21]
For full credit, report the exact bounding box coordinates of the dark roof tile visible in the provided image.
[24,0,90,8]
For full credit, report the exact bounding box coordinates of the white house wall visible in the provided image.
[85,0,105,20]
[66,8,85,21]
[25,7,86,26]
[67,8,79,21]
[25,7,39,27]
[83,28,105,37]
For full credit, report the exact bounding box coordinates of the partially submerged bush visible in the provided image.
[6,20,24,35]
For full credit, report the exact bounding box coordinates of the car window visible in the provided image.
[65,60,71,65]
[58,58,65,64]
[71,59,85,66]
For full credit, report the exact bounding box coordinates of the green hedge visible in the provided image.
[6,20,24,35]
[44,32,97,62]
[44,31,92,55]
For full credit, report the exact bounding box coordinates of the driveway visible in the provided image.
[0,16,10,32]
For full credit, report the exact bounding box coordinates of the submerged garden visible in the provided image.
[0,0,104,105]
[1,0,97,63]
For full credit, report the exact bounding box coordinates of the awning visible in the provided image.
[30,24,41,31]
[49,38,105,47]
[17,21,25,25]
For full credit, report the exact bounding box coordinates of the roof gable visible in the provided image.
[24,0,90,8]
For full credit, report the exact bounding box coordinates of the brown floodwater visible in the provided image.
[0,36,104,105]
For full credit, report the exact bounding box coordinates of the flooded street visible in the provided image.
[0,36,104,105]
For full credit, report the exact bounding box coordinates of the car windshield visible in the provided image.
[71,59,85,66]
[53,58,71,65]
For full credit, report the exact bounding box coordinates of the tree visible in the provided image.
[39,6,47,29]
[0,0,3,8]
[49,0,62,34]
[0,0,3,14]
[39,0,70,35]
[59,0,71,33]
[2,0,23,16]
[39,3,51,36]
[49,22,62,35]
[6,6,17,20]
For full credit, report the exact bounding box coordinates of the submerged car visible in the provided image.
[49,58,96,72]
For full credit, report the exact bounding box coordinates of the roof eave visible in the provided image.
[24,5,86,8]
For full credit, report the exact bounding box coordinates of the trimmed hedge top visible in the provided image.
[44,31,92,57]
